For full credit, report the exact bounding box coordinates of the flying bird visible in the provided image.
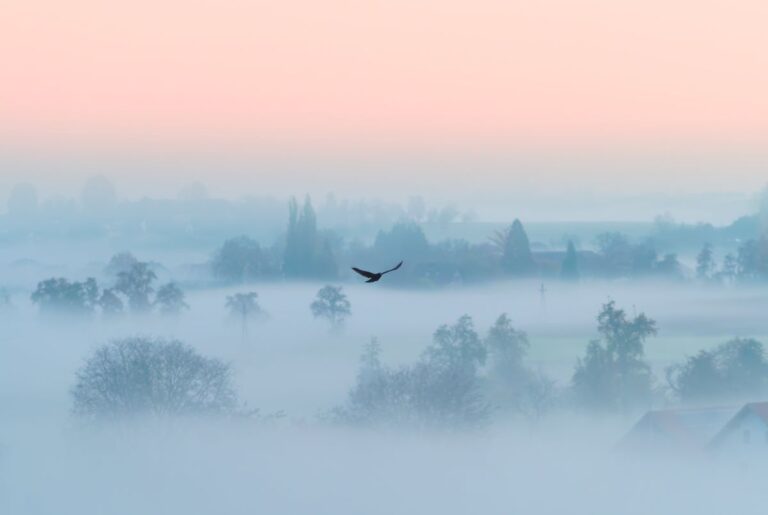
[351,261,403,283]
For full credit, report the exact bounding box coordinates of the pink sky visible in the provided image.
[3,0,768,152]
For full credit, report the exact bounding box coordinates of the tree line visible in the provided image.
[335,302,768,428]
[68,299,768,429]
[31,253,188,317]
[208,197,768,286]
[694,239,768,283]
[24,196,756,290]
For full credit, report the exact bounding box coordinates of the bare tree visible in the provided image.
[72,337,237,418]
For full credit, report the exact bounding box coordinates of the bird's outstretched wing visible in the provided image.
[382,261,404,275]
[352,267,377,279]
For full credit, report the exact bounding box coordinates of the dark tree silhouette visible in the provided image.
[737,239,767,281]
[283,196,337,279]
[572,302,657,412]
[486,314,529,381]
[212,236,269,282]
[104,251,139,277]
[98,288,124,316]
[374,222,430,261]
[631,242,658,276]
[485,314,556,418]
[667,338,768,404]
[667,350,721,404]
[719,253,738,284]
[492,219,534,275]
[424,315,486,375]
[226,292,264,338]
[560,241,580,280]
[696,243,715,281]
[655,253,682,279]
[333,316,491,429]
[154,282,189,315]
[595,232,632,275]
[115,262,157,313]
[310,285,351,332]
[31,277,99,315]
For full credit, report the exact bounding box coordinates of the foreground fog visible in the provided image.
[3,281,767,415]
[4,419,767,515]
[2,279,768,515]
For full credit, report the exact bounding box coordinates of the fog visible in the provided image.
[4,419,764,515]
[7,0,768,508]
[2,147,765,223]
[2,184,768,515]
[3,279,768,514]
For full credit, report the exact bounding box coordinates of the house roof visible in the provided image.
[747,401,768,424]
[619,406,738,451]
[709,401,768,448]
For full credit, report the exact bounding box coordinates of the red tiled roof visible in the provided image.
[746,401,768,424]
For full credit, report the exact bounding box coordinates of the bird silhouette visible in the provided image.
[351,261,403,283]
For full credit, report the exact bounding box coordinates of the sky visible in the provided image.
[2,0,768,206]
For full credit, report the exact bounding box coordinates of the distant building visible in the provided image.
[618,406,737,453]
[709,402,768,459]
